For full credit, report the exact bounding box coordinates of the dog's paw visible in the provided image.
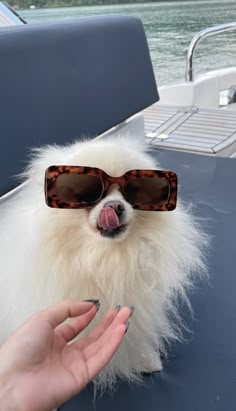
[141,356,163,375]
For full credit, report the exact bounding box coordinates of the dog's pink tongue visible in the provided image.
[98,207,120,230]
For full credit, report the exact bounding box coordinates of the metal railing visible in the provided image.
[186,22,236,82]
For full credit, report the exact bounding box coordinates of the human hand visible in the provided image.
[0,300,133,411]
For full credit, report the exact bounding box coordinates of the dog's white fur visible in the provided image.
[0,135,207,390]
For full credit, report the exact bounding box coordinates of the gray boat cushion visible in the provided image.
[59,149,236,411]
[0,16,158,196]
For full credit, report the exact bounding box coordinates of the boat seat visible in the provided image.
[145,103,236,156]
[0,16,158,196]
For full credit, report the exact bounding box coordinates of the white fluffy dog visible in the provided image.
[0,135,207,390]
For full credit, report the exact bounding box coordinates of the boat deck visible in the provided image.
[144,103,236,157]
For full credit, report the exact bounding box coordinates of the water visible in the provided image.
[21,1,236,86]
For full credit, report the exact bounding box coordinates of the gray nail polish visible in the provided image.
[83,299,100,311]
[124,321,129,334]
[129,306,135,317]
[115,304,121,312]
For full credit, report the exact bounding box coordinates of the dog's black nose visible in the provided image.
[104,201,125,217]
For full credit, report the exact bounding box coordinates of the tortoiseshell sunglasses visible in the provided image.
[44,166,178,211]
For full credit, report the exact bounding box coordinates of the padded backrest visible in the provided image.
[0,15,159,196]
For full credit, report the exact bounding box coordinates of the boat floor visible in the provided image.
[144,103,236,157]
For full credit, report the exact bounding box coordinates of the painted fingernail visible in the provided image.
[129,306,135,317]
[83,299,100,311]
[115,304,121,312]
[124,321,129,334]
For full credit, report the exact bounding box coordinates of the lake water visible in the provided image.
[21,1,236,86]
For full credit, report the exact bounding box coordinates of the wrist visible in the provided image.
[0,374,20,411]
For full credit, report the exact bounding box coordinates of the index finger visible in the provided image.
[38,299,98,328]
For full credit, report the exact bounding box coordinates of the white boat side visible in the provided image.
[0,1,25,27]
[145,22,236,157]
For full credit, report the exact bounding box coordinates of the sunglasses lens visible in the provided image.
[55,173,103,204]
[125,177,170,206]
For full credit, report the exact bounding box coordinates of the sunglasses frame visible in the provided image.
[45,165,178,211]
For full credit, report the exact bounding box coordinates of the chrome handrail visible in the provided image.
[186,22,236,82]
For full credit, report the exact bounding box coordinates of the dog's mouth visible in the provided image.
[97,224,127,238]
[97,202,128,238]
